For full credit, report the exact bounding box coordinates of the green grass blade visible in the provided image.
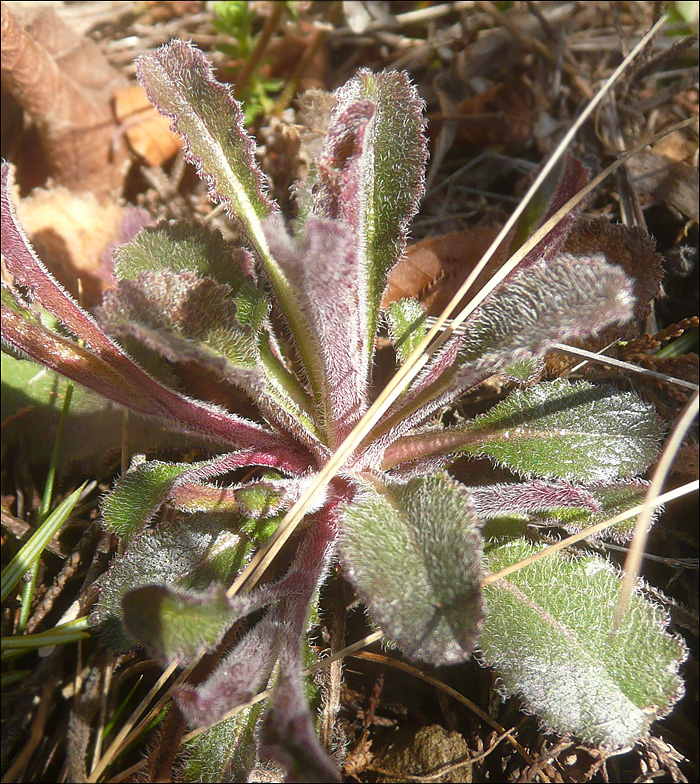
[1,483,86,603]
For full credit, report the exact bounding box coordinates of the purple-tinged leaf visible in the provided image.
[259,657,340,783]
[122,584,236,663]
[258,517,340,783]
[176,519,337,731]
[2,161,130,358]
[102,449,309,540]
[536,479,661,542]
[97,270,265,397]
[176,609,282,726]
[563,217,665,338]
[383,380,662,482]
[136,41,275,232]
[314,69,428,369]
[339,473,484,666]
[313,99,375,228]
[470,480,602,519]
[1,163,304,454]
[171,471,328,524]
[513,153,590,270]
[366,251,636,459]
[168,481,240,514]
[264,216,369,445]
[2,294,290,451]
[457,252,633,366]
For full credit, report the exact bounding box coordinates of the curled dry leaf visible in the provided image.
[113,84,182,167]
[382,226,513,314]
[15,185,152,306]
[1,2,130,196]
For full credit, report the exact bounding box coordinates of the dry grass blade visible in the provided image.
[482,480,699,586]
[552,342,699,391]
[612,391,699,633]
[351,651,534,766]
[86,661,179,783]
[225,16,668,604]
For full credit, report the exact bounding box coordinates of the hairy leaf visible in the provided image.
[92,516,250,651]
[369,252,637,460]
[513,153,590,269]
[457,379,662,480]
[2,166,300,453]
[480,540,687,749]
[98,270,265,396]
[177,521,336,730]
[339,473,483,665]
[319,70,427,330]
[535,479,660,541]
[470,479,602,519]
[264,216,369,444]
[102,449,308,539]
[176,608,281,726]
[382,380,662,482]
[259,663,340,783]
[311,69,427,393]
[122,584,236,663]
[136,41,274,239]
[180,706,268,783]
[114,220,255,290]
[135,40,307,349]
[443,252,633,386]
[386,298,427,363]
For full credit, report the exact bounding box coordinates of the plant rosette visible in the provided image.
[1,40,686,782]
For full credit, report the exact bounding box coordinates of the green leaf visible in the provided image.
[122,584,236,662]
[375,254,636,453]
[480,539,687,749]
[98,271,265,396]
[181,705,267,783]
[92,515,251,651]
[457,379,662,481]
[114,220,254,292]
[135,41,302,332]
[339,473,483,666]
[136,41,274,233]
[533,480,659,541]
[386,298,427,363]
[315,70,428,366]
[101,460,201,539]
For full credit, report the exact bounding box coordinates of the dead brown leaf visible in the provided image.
[113,84,181,168]
[430,77,540,153]
[1,2,130,197]
[382,227,513,315]
[16,186,152,306]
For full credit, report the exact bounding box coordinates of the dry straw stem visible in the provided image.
[481,480,699,586]
[225,16,668,602]
[552,339,699,391]
[612,391,699,632]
